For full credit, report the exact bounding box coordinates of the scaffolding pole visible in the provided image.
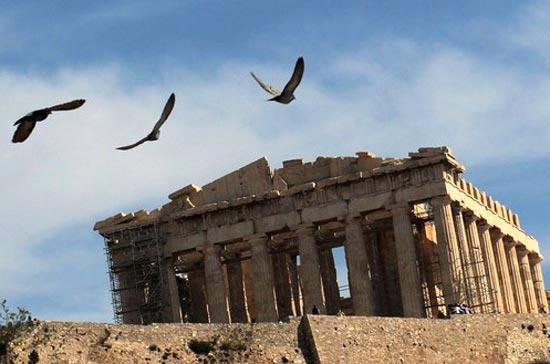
[104,224,166,324]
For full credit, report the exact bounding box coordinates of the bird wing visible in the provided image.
[12,120,37,143]
[152,93,176,132]
[250,72,280,96]
[281,57,304,96]
[116,135,150,151]
[48,99,86,111]
[13,114,32,126]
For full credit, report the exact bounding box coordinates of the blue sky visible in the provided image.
[2,1,550,322]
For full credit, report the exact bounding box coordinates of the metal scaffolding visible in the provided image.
[103,224,166,324]
[413,211,497,317]
[419,255,497,317]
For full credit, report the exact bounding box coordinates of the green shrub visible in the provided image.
[219,339,247,352]
[188,339,215,355]
[0,299,35,357]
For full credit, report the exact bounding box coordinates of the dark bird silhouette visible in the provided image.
[116,93,176,151]
[251,57,304,104]
[11,99,86,143]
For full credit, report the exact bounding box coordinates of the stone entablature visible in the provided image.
[95,146,547,324]
[445,175,537,251]
[95,147,537,255]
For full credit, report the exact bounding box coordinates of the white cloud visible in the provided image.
[3,5,550,320]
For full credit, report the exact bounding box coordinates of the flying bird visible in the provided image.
[251,57,304,104]
[116,93,176,151]
[11,99,86,143]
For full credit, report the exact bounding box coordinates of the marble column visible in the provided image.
[319,248,341,315]
[297,224,325,314]
[241,259,256,322]
[491,230,516,313]
[418,222,440,317]
[529,254,549,313]
[379,228,403,316]
[343,216,376,316]
[517,249,538,313]
[165,257,183,323]
[452,205,478,309]
[477,222,503,313]
[391,205,425,317]
[463,214,491,312]
[203,244,230,323]
[188,269,209,323]
[249,234,279,322]
[504,240,528,313]
[226,256,248,323]
[273,252,294,319]
[287,254,302,316]
[431,196,463,306]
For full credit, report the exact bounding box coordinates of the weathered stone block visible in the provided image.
[207,221,254,244]
[283,181,316,196]
[302,201,348,223]
[255,211,301,233]
[168,183,201,201]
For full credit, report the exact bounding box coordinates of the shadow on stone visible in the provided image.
[298,315,319,364]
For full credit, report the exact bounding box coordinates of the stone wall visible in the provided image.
[7,319,306,364]
[306,314,550,363]
[7,314,550,363]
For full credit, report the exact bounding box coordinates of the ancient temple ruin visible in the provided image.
[94,147,548,324]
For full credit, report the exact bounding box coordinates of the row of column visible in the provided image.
[169,235,304,323]
[430,197,549,314]
[167,207,430,321]
[163,196,548,322]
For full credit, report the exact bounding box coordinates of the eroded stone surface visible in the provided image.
[306,314,550,364]
[7,319,305,364]
[7,315,550,364]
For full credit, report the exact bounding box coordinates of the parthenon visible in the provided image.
[94,146,548,324]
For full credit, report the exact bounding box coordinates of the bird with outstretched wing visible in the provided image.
[116,93,176,151]
[12,99,86,143]
[251,57,304,104]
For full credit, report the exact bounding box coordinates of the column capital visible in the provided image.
[463,212,480,223]
[340,213,364,225]
[516,247,530,259]
[294,223,316,236]
[528,253,543,264]
[430,195,453,207]
[387,202,411,215]
[490,228,504,241]
[198,243,222,255]
[476,220,491,233]
[451,202,466,214]
[221,249,241,261]
[243,233,268,245]
[503,237,517,248]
